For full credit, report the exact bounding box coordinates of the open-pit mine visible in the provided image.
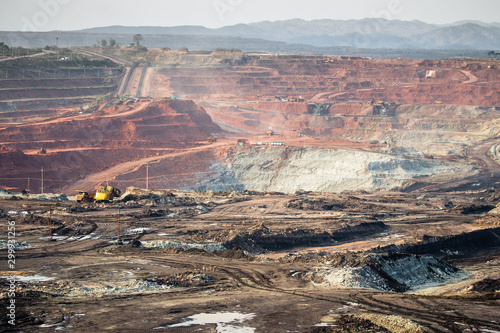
[1,48,499,332]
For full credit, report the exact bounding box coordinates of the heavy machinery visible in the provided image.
[94,186,121,202]
[306,102,333,116]
[75,186,121,203]
[237,139,248,146]
[75,191,95,203]
[37,147,46,154]
[370,100,398,117]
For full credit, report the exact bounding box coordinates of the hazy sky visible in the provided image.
[1,0,499,31]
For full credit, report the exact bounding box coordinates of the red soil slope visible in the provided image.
[0,99,221,193]
[157,56,500,107]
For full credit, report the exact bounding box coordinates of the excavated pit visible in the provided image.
[307,252,465,292]
[375,227,500,259]
[222,146,477,194]
[187,222,388,254]
[2,52,500,332]
[2,188,500,332]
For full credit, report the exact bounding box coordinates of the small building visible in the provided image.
[425,70,437,79]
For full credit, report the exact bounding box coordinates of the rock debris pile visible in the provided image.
[308,253,465,292]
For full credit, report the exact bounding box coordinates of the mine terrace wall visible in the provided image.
[0,99,221,192]
[160,56,500,107]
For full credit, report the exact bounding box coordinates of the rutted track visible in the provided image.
[4,238,110,259]
[349,292,500,333]
[131,255,500,332]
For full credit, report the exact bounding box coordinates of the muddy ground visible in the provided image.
[1,189,499,332]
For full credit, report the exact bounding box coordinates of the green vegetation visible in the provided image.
[488,50,500,59]
[133,34,144,46]
[0,42,9,54]
[0,43,45,58]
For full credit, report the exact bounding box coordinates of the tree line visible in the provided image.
[488,51,500,59]
[96,34,144,48]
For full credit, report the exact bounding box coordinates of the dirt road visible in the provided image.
[61,140,231,194]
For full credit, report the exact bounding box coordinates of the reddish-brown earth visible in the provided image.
[0,99,220,193]
[1,52,500,333]
[156,56,500,107]
[1,54,499,195]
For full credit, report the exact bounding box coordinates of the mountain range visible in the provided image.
[1,19,499,59]
[79,18,500,50]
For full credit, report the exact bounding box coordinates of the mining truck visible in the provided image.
[75,191,95,203]
[94,186,121,202]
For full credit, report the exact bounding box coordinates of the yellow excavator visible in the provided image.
[94,185,121,202]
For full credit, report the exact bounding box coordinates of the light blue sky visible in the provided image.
[1,0,499,31]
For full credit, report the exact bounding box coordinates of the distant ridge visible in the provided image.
[78,18,500,50]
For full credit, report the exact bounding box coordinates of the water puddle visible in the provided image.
[126,227,150,235]
[39,233,101,241]
[1,274,55,283]
[153,312,255,331]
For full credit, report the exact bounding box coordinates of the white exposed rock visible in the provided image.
[141,240,226,252]
[308,254,467,292]
[65,279,169,297]
[196,205,210,214]
[0,240,32,250]
[228,147,476,194]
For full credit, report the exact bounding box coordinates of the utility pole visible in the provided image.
[41,167,44,194]
[49,204,53,241]
[26,176,30,208]
[146,163,149,190]
[117,206,121,244]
